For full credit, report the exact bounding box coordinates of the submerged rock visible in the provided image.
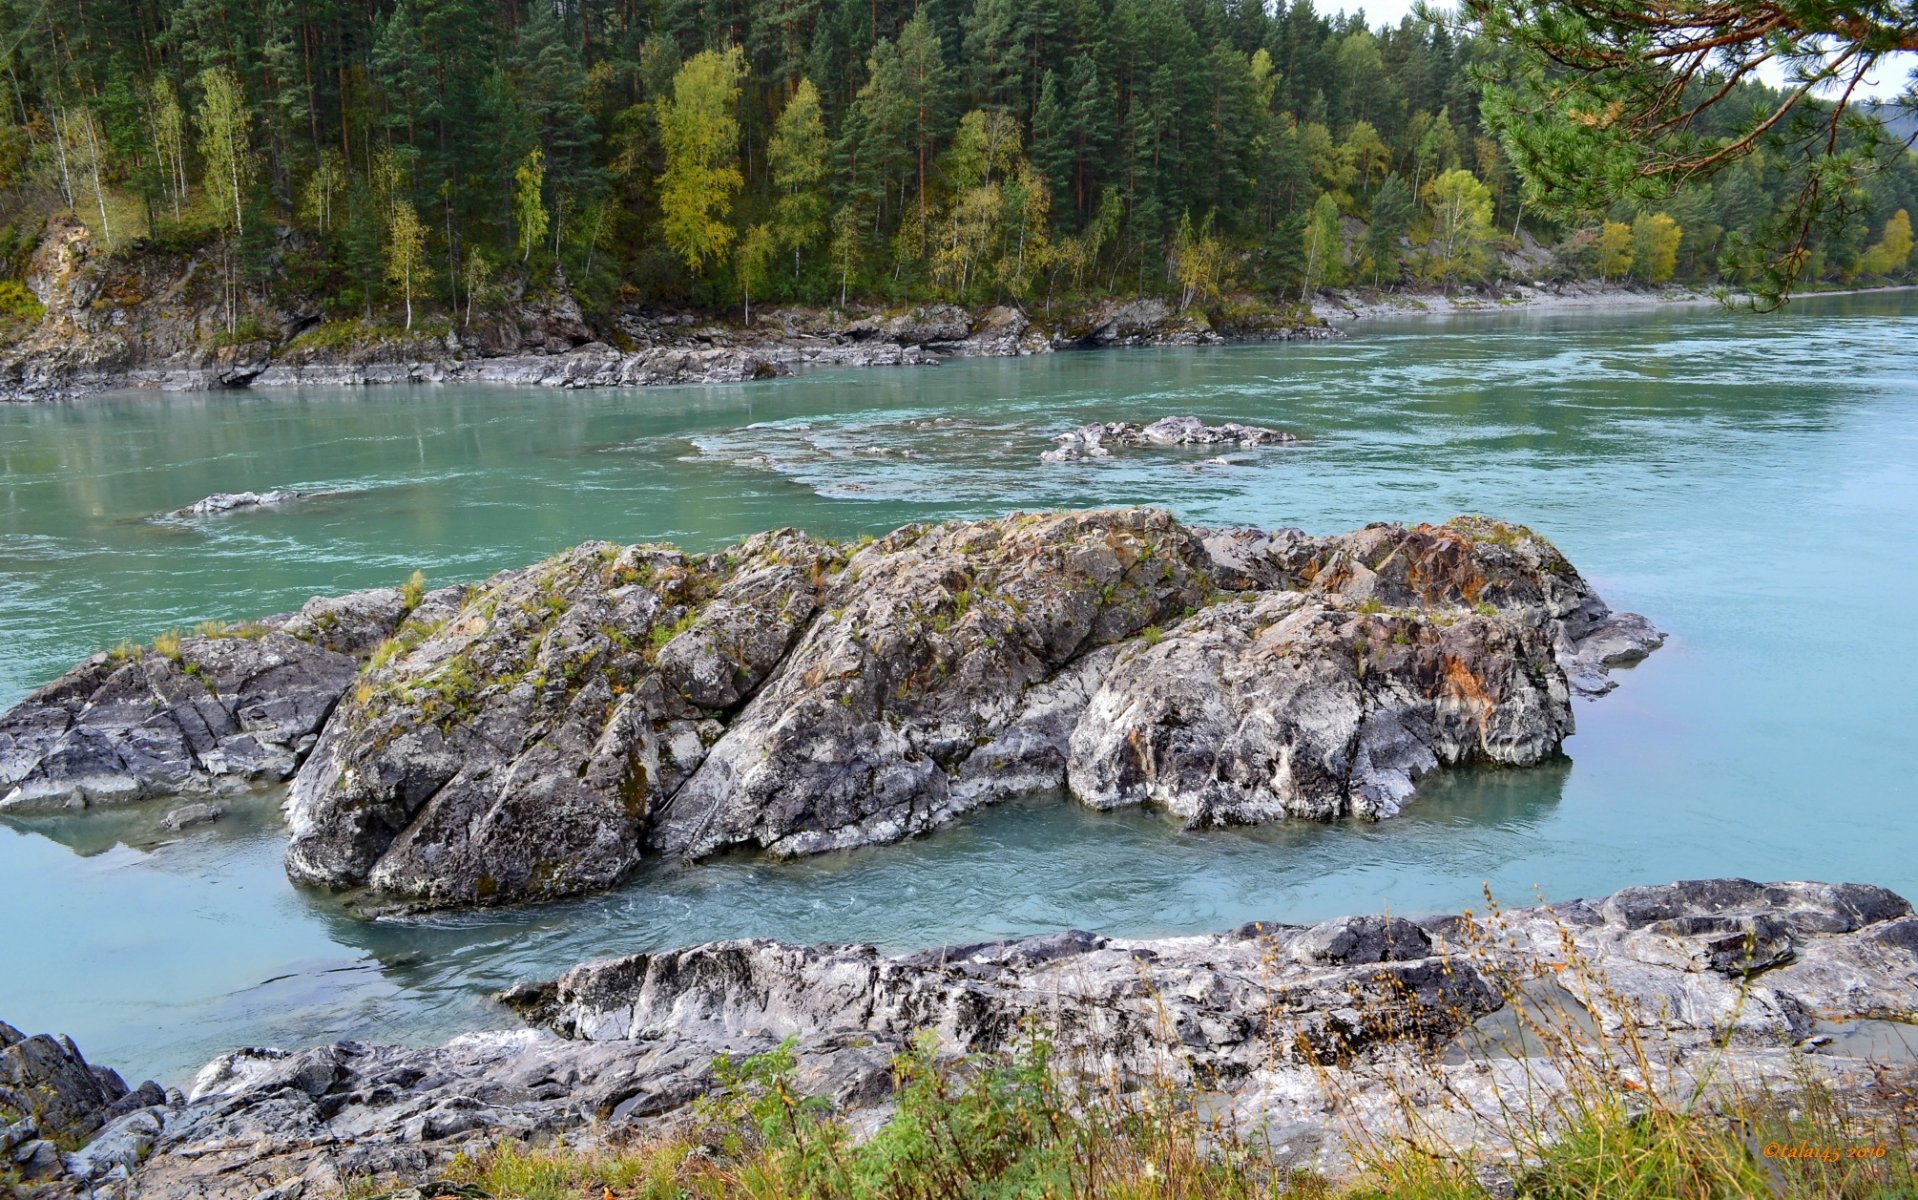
[160,801,223,831]
[172,490,305,517]
[1041,417,1298,462]
[19,880,1916,1196]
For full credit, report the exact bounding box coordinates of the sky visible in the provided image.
[1332,0,1917,102]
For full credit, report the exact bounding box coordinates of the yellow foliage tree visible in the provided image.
[1595,221,1633,281]
[385,200,427,330]
[1631,212,1681,284]
[1860,210,1913,277]
[1422,168,1495,290]
[513,149,549,264]
[658,48,746,275]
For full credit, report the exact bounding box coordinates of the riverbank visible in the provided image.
[1311,280,1918,323]
[5,878,1914,1197]
[12,214,1909,404]
[4,296,1916,1113]
[0,217,1337,403]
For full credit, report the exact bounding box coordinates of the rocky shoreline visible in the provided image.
[5,878,1914,1197]
[2,509,1660,912]
[0,218,1334,404]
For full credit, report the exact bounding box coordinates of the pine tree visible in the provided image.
[1363,173,1414,285]
[896,9,954,249]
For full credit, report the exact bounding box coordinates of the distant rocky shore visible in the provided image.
[0,218,1334,403]
[6,878,1915,1197]
[1,508,1660,913]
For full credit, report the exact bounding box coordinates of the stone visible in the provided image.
[161,801,224,831]
[174,490,306,517]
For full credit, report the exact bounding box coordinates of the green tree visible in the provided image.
[300,150,347,234]
[768,79,830,282]
[1364,174,1415,286]
[657,47,747,275]
[1423,168,1494,290]
[897,10,955,248]
[1173,211,1229,311]
[195,67,254,238]
[1465,0,1917,300]
[60,108,113,246]
[150,79,189,225]
[1301,193,1345,296]
[1631,213,1682,285]
[735,222,776,323]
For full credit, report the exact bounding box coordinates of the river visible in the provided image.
[2,292,1914,1084]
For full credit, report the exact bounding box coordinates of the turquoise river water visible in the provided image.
[2,292,1915,1085]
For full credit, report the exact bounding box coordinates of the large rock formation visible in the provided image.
[12,880,1916,1197]
[4,510,1660,908]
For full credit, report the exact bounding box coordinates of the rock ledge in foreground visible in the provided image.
[13,879,1915,1197]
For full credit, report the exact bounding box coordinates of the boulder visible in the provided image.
[173,490,305,517]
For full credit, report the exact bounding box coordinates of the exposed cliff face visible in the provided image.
[8,880,1914,1197]
[0,221,1335,403]
[0,509,1660,911]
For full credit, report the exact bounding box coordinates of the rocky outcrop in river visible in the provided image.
[2,510,1660,907]
[1041,416,1300,462]
[8,879,1914,1197]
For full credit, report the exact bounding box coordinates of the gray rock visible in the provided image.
[161,801,224,830]
[0,1019,160,1151]
[0,588,457,814]
[284,532,835,906]
[16,510,1660,912]
[174,490,305,517]
[649,510,1213,860]
[1042,417,1297,462]
[34,879,1913,1198]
